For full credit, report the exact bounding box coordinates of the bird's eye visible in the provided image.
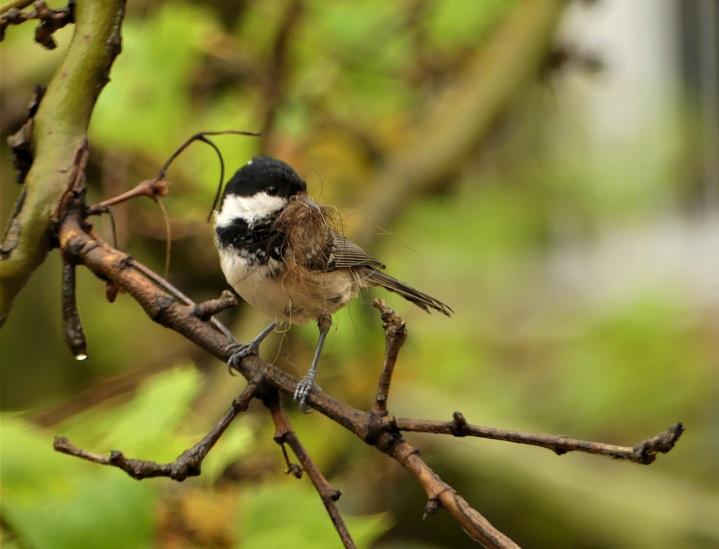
[267,186,276,193]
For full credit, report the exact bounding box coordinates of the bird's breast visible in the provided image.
[218,248,290,317]
[217,246,359,324]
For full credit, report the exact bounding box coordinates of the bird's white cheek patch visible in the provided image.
[216,192,286,226]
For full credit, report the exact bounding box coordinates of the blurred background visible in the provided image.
[1,0,718,547]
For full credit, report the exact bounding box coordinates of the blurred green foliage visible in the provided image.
[2,414,156,548]
[1,0,717,547]
[237,483,391,548]
[1,368,390,548]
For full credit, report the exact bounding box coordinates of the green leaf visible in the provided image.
[199,421,254,484]
[91,3,217,156]
[0,416,155,549]
[58,365,202,459]
[237,481,392,549]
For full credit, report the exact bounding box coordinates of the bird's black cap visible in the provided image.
[224,156,307,198]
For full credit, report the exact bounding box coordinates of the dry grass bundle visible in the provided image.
[273,195,339,276]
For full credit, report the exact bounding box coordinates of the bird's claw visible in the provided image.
[227,342,258,370]
[293,376,316,409]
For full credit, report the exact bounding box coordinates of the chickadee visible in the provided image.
[214,156,451,404]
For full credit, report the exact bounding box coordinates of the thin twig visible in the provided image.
[383,434,518,548]
[85,178,170,215]
[262,386,355,549]
[130,259,236,341]
[0,0,75,48]
[367,300,515,547]
[154,197,172,280]
[60,255,87,360]
[155,130,261,183]
[192,290,238,320]
[371,298,407,415]
[148,129,260,220]
[54,381,258,480]
[396,414,685,465]
[85,129,260,242]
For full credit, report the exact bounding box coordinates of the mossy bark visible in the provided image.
[0,0,126,326]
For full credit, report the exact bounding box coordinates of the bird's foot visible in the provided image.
[293,374,318,409]
[226,341,259,372]
[225,322,277,373]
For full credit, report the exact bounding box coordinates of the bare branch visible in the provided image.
[384,436,518,548]
[192,290,238,320]
[58,210,518,544]
[53,382,258,480]
[262,387,356,549]
[0,0,74,48]
[0,0,33,16]
[372,298,407,415]
[395,415,684,465]
[86,178,170,215]
[60,255,87,360]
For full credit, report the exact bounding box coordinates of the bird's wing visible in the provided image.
[298,230,453,316]
[325,233,385,271]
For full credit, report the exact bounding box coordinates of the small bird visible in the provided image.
[213,156,451,404]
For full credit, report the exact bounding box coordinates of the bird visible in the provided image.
[213,156,452,405]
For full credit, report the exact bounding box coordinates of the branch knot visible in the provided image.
[451,411,468,437]
[631,423,684,465]
[364,411,387,445]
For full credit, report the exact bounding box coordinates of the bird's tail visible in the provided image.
[366,271,453,316]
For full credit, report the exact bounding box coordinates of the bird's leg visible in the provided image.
[227,321,277,370]
[294,314,332,406]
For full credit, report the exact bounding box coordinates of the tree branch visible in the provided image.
[372,298,407,416]
[384,435,518,548]
[0,0,33,16]
[395,415,684,465]
[57,209,519,545]
[53,381,258,480]
[85,178,170,215]
[0,0,75,48]
[191,290,238,320]
[60,253,87,360]
[262,386,356,549]
[0,0,125,326]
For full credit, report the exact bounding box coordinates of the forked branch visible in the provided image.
[54,381,258,481]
